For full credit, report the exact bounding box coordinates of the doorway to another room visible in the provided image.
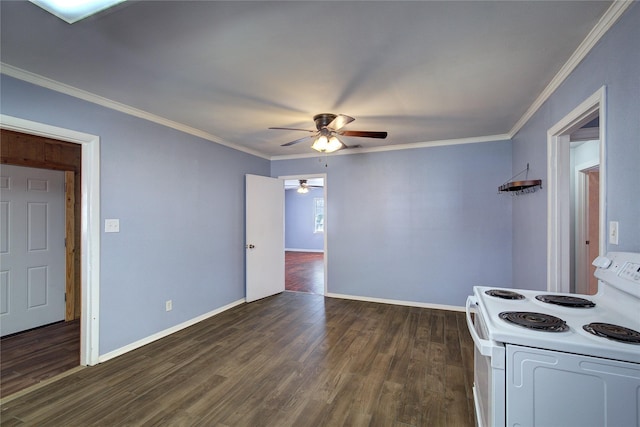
[0,120,99,397]
[547,87,605,295]
[572,134,600,295]
[1,131,81,397]
[283,176,326,295]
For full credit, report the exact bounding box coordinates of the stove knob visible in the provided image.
[592,256,612,269]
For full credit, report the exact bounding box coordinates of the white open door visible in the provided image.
[1,165,65,336]
[245,174,284,302]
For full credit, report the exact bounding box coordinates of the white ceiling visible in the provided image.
[0,1,613,158]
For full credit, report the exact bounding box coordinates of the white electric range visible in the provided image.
[466,252,640,427]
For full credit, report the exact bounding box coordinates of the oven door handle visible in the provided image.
[466,295,502,359]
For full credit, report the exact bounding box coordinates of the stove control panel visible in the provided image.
[619,262,640,283]
[595,252,640,297]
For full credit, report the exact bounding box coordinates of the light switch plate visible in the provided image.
[105,219,120,233]
[609,221,619,245]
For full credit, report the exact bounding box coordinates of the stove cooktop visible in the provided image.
[474,285,640,363]
[473,252,640,363]
[499,311,569,332]
[534,294,596,308]
[583,322,640,344]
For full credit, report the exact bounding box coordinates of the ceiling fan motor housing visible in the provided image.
[313,113,337,130]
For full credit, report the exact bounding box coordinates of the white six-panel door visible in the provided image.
[0,164,65,336]
[245,174,285,302]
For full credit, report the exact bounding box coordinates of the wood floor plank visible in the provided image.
[0,320,80,397]
[285,251,324,295]
[0,293,475,426]
[369,380,403,426]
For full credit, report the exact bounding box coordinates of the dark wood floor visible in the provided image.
[0,319,80,398]
[1,253,325,399]
[285,251,324,294]
[0,292,475,426]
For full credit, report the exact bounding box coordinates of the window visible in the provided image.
[314,198,324,233]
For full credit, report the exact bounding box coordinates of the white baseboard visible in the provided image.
[325,292,464,312]
[285,248,324,253]
[97,298,245,363]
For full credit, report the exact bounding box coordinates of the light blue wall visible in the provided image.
[0,75,270,355]
[1,3,636,356]
[285,187,324,251]
[272,140,513,306]
[511,3,640,290]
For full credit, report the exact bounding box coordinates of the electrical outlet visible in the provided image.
[609,221,619,245]
[165,300,172,311]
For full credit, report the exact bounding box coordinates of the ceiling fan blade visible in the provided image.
[299,179,323,188]
[327,114,355,131]
[269,127,316,132]
[339,130,388,139]
[280,135,315,147]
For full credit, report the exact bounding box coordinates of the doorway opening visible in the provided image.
[0,164,67,334]
[1,115,101,372]
[574,164,599,294]
[281,174,327,295]
[547,87,605,294]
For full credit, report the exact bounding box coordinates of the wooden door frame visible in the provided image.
[64,170,76,320]
[0,114,101,366]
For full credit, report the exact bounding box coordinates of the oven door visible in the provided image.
[506,344,640,427]
[466,296,506,427]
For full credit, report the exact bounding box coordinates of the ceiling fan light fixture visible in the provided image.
[312,135,343,153]
[326,136,343,153]
[271,113,387,152]
[311,135,328,152]
[297,186,309,194]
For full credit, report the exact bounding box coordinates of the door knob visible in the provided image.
[246,244,255,249]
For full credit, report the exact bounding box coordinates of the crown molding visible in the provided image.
[1,1,630,160]
[270,133,511,161]
[508,0,632,138]
[0,63,270,160]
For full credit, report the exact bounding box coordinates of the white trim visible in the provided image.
[2,61,508,161]
[547,87,606,293]
[0,63,270,160]
[271,134,511,161]
[0,114,101,366]
[98,298,245,363]
[1,1,629,163]
[326,292,464,313]
[285,248,324,253]
[509,1,631,138]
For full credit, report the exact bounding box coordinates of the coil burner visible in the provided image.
[499,311,569,332]
[583,323,640,344]
[485,289,525,300]
[535,294,596,308]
